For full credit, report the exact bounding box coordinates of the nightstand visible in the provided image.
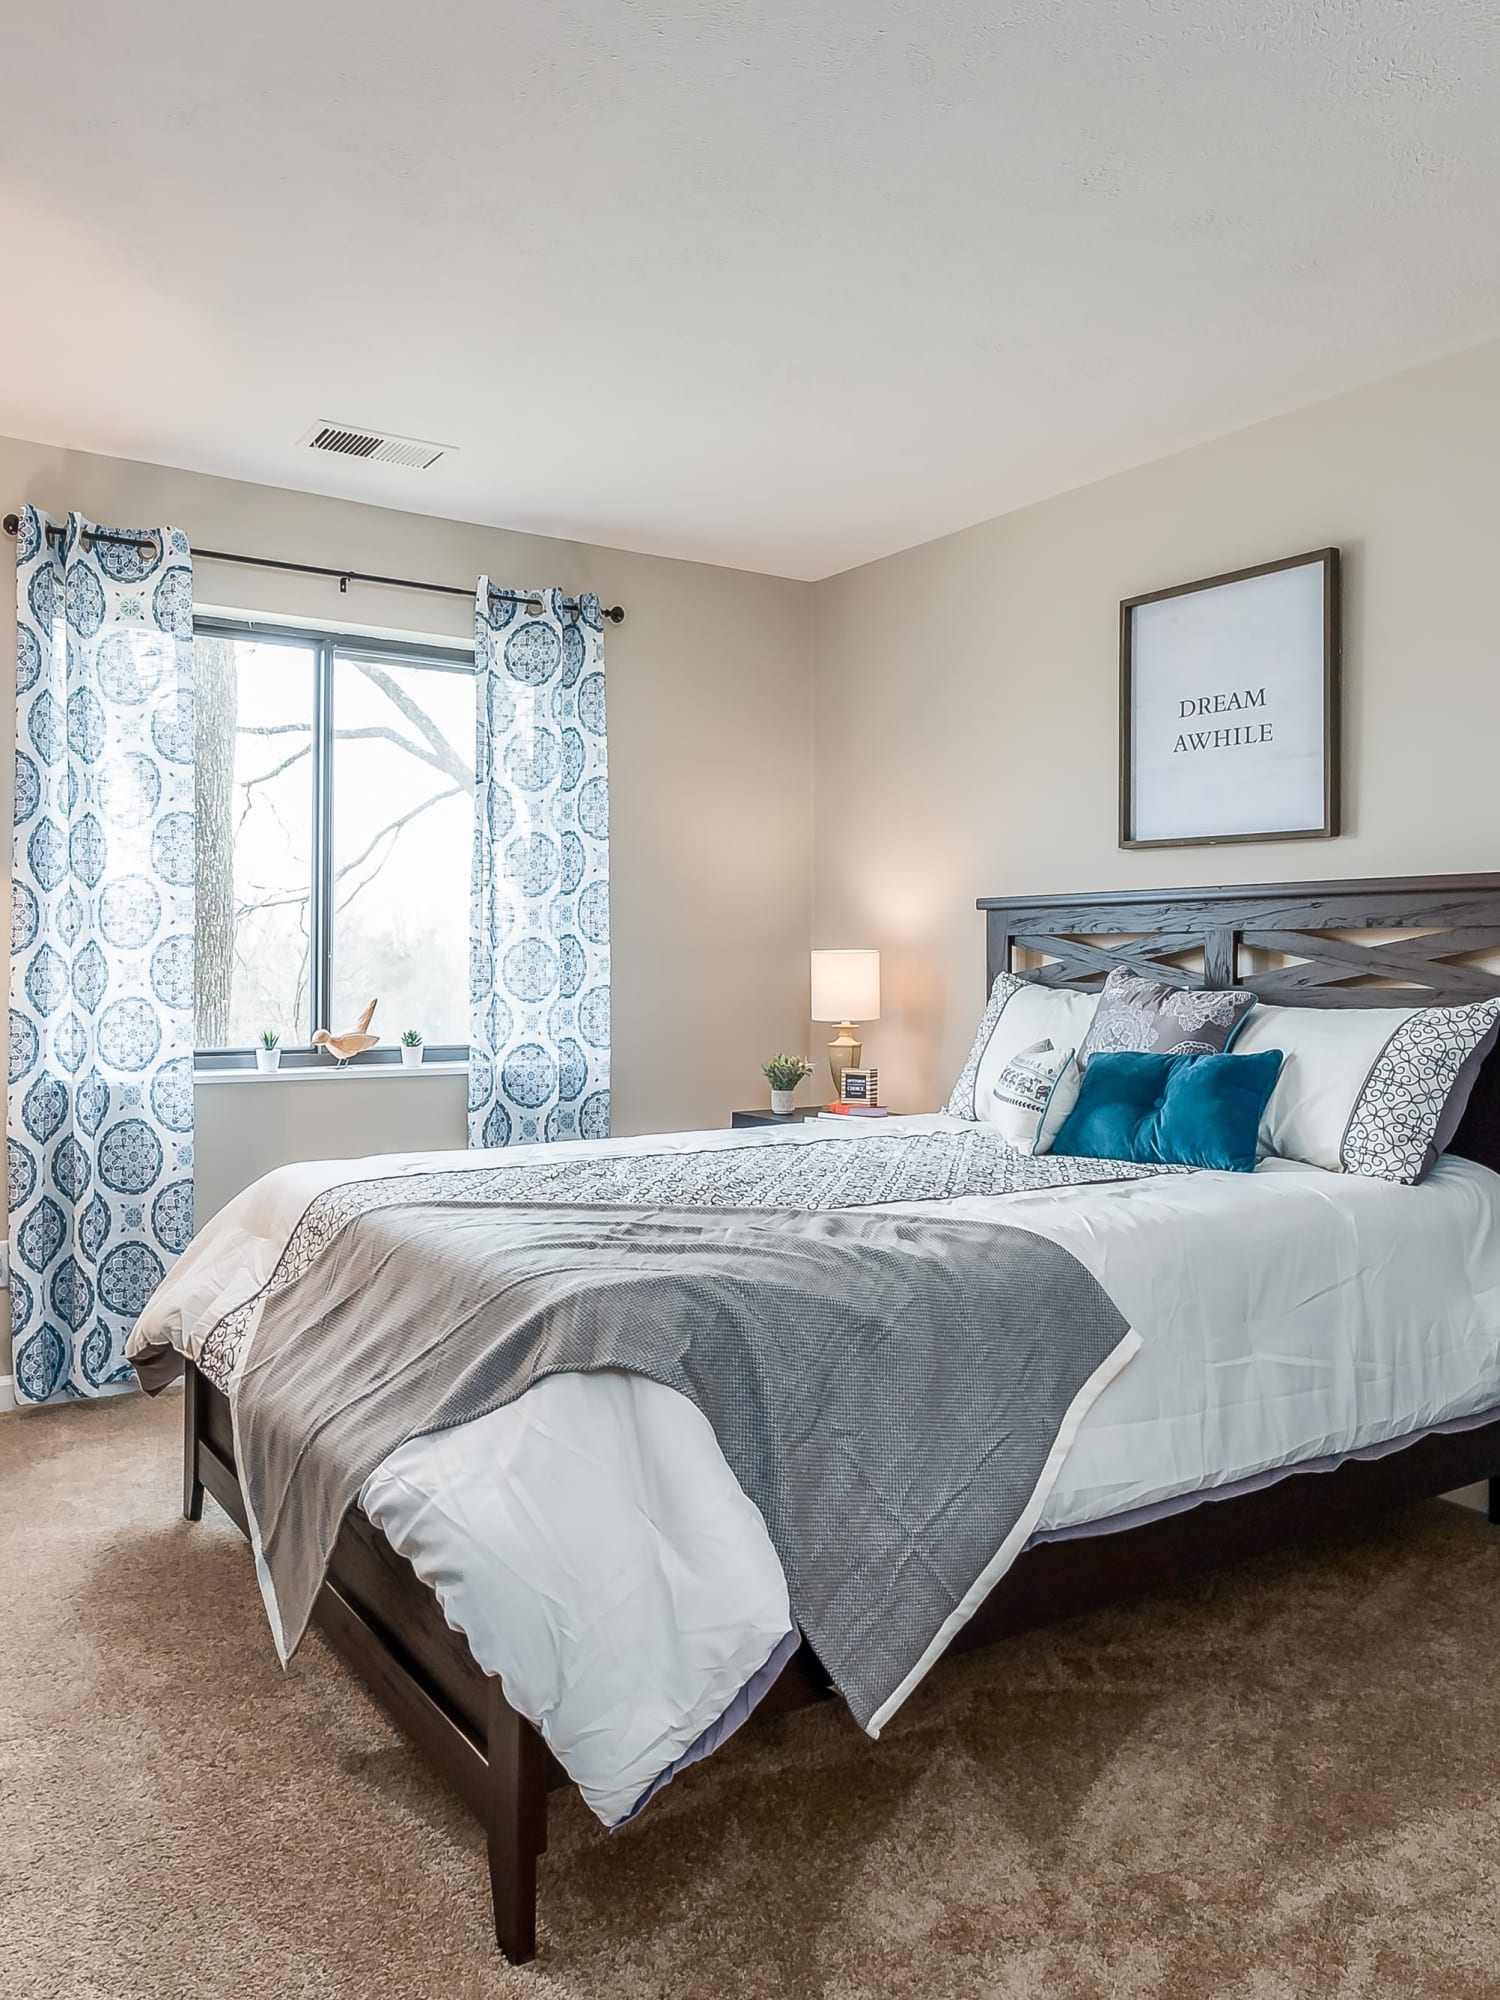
[730,1107,824,1129]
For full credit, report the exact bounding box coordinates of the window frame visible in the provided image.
[193,616,475,1071]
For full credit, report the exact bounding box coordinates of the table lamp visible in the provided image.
[810,949,880,1097]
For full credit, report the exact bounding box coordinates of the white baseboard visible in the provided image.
[0,1375,16,1415]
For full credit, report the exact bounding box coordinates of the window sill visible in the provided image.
[195,1061,469,1085]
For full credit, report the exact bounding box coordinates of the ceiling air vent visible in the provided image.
[298,423,453,470]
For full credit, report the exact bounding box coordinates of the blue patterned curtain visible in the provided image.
[469,584,609,1148]
[9,510,195,1404]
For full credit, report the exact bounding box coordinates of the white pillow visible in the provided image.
[947,974,1101,1126]
[986,1039,1083,1155]
[1233,997,1500,1183]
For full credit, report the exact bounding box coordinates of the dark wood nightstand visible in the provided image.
[730,1107,824,1129]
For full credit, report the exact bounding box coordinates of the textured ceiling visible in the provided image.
[2,2,1498,580]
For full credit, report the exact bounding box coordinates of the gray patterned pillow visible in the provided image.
[1076,969,1255,1070]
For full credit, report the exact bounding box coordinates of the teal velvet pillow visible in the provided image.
[1050,1049,1284,1173]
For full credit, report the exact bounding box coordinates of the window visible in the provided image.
[194,621,474,1061]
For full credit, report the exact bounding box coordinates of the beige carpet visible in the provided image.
[6,1396,1500,2000]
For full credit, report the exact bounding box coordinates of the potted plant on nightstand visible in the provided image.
[761,1053,813,1116]
[256,1029,281,1074]
[400,1029,424,1069]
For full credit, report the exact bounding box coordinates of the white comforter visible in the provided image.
[129,1116,1500,1827]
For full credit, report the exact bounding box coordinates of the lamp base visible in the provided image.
[828,1025,862,1097]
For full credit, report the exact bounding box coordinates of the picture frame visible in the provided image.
[1119,548,1340,850]
[839,1067,879,1104]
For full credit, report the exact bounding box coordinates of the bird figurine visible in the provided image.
[313,998,380,1065]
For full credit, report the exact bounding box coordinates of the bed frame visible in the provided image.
[182,870,1500,1963]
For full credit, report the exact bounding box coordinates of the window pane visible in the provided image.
[329,652,474,1046]
[195,634,316,1048]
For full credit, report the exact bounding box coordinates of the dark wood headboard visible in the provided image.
[977,872,1500,1176]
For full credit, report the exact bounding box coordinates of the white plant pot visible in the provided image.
[769,1088,796,1116]
[255,1048,281,1073]
[401,1045,424,1069]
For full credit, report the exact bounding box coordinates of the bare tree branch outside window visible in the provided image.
[194,633,474,1051]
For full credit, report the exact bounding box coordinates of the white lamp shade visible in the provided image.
[811,949,880,1023]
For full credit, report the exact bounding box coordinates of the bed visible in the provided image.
[138,872,1500,1962]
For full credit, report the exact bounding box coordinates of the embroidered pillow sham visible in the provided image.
[1075,968,1256,1070]
[946,974,1100,1126]
[986,1039,1083,1155]
[1233,997,1500,1184]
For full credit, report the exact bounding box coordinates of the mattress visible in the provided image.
[133,1116,1500,1827]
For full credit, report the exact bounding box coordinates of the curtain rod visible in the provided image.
[1,513,626,623]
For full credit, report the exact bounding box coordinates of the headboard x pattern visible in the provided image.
[976,872,1500,1174]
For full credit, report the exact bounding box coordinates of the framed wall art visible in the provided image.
[1119,547,1340,849]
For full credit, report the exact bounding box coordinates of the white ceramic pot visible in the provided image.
[401,1044,424,1069]
[255,1047,281,1073]
[769,1088,795,1115]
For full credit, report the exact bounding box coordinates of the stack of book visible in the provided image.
[818,1102,890,1120]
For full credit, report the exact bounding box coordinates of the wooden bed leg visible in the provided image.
[182,1360,205,1523]
[486,1681,546,1964]
[1488,1476,1500,1527]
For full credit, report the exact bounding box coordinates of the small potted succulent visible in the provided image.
[256,1029,281,1074]
[761,1053,813,1116]
[400,1028,424,1070]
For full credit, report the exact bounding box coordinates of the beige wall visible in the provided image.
[193,1070,471,1224]
[812,337,1500,1110]
[0,435,814,1238]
